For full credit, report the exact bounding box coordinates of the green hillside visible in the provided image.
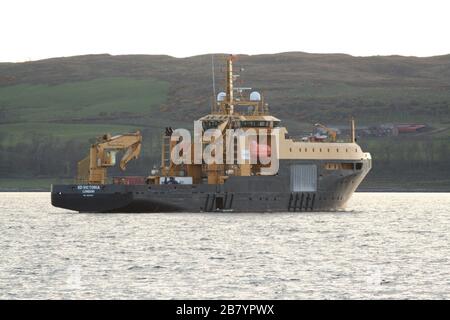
[0,77,168,121]
[0,53,449,190]
[0,77,167,146]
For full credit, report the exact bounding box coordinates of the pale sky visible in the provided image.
[1,0,450,62]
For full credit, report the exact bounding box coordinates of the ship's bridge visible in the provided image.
[198,114,281,131]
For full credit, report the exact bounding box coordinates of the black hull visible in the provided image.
[51,159,371,213]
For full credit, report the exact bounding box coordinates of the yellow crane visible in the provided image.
[314,123,337,142]
[77,131,142,184]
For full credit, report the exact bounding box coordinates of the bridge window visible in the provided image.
[240,121,269,127]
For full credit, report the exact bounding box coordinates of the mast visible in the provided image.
[350,117,356,143]
[226,55,234,115]
[211,54,216,100]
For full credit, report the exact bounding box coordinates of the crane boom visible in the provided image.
[77,131,142,184]
[314,123,337,142]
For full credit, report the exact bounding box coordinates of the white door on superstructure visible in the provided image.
[290,164,317,192]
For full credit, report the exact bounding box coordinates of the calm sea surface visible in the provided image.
[0,192,449,299]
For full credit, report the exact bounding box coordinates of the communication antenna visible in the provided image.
[211,54,216,98]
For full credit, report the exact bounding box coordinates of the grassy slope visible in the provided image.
[0,53,449,190]
[0,77,168,146]
[0,123,141,147]
[0,77,168,121]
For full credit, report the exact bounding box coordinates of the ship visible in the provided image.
[51,55,372,213]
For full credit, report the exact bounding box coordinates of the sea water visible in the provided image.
[0,192,449,299]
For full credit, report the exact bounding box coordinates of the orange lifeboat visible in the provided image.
[250,140,272,159]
